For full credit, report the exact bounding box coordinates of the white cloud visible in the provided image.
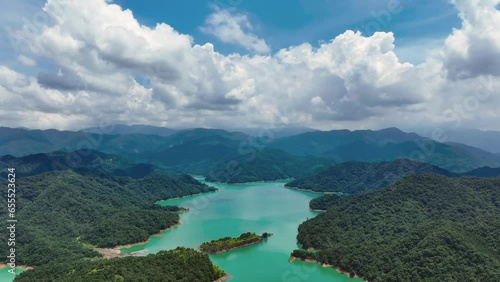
[200,6,271,54]
[17,55,37,66]
[442,0,500,79]
[0,0,498,132]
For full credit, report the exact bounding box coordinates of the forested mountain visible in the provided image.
[270,127,421,156]
[227,126,318,138]
[309,194,350,211]
[0,127,171,160]
[462,166,500,177]
[0,150,158,179]
[271,128,500,172]
[421,128,500,154]
[294,175,500,281]
[14,247,225,282]
[204,148,334,183]
[0,170,215,266]
[2,126,500,178]
[286,159,454,194]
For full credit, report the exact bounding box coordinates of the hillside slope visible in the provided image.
[294,175,500,281]
[286,159,454,194]
[14,247,225,282]
[271,128,500,172]
[0,170,215,266]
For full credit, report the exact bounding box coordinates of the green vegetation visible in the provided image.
[14,247,226,282]
[270,127,500,172]
[309,194,350,211]
[286,159,454,194]
[294,175,500,281]
[2,126,500,177]
[205,148,333,183]
[199,232,272,254]
[0,170,215,266]
[0,150,158,179]
[463,166,500,177]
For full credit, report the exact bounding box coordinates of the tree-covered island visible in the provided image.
[198,232,272,254]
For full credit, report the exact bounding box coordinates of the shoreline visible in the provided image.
[309,208,326,212]
[96,218,183,258]
[284,186,342,195]
[0,264,34,270]
[156,190,219,204]
[205,179,293,185]
[289,256,368,282]
[198,239,264,254]
[198,234,272,254]
[214,274,232,282]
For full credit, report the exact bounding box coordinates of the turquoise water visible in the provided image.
[122,180,362,282]
[0,267,25,282]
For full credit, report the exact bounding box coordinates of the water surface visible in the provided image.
[122,179,362,282]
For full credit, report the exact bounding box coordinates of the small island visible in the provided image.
[198,232,273,254]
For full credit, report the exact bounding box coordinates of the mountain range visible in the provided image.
[1,126,500,180]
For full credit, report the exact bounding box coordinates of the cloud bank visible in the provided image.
[0,0,498,131]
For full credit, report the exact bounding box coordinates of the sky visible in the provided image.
[0,0,498,132]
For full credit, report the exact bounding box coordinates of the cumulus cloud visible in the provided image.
[0,0,498,131]
[442,0,500,79]
[200,6,271,54]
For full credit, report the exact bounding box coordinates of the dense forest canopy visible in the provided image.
[286,159,455,194]
[198,232,271,254]
[0,169,215,266]
[204,148,334,183]
[269,128,500,172]
[295,175,500,281]
[2,127,500,178]
[309,194,350,211]
[462,166,500,177]
[14,247,225,282]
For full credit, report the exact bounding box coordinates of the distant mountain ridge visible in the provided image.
[1,126,500,177]
[421,128,500,154]
[83,124,178,136]
[270,127,500,172]
[0,150,159,179]
[286,158,456,194]
[462,166,500,177]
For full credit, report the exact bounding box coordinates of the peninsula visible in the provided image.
[198,232,272,254]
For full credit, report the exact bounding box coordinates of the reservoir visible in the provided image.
[122,179,362,282]
[0,179,362,282]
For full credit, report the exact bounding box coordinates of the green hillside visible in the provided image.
[14,247,225,282]
[0,170,215,266]
[294,175,500,281]
[205,148,334,183]
[286,159,454,194]
[270,128,500,172]
[0,150,158,179]
[462,166,500,177]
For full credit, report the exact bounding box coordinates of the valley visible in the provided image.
[1,126,499,281]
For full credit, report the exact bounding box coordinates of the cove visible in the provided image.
[121,179,363,282]
[0,267,25,282]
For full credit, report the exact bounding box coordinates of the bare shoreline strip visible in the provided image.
[197,239,265,255]
[0,264,34,270]
[284,186,341,195]
[214,274,232,282]
[156,189,219,203]
[289,256,368,282]
[96,218,183,259]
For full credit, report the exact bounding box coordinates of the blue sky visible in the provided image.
[115,0,461,62]
[0,0,498,131]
